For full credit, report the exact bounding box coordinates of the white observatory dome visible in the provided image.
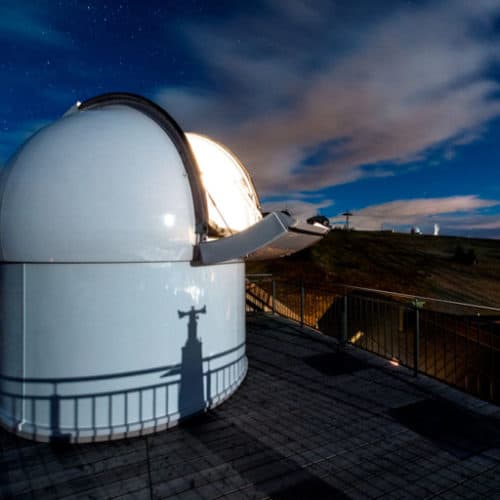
[0,97,203,262]
[0,93,329,443]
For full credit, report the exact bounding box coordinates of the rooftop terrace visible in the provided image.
[2,313,500,499]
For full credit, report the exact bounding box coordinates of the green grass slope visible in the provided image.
[246,230,500,308]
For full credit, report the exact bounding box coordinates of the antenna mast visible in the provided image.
[342,211,353,230]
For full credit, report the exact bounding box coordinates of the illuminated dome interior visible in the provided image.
[186,132,262,237]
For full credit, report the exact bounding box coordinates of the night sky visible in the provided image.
[2,0,500,238]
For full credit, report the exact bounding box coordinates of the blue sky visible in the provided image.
[2,0,500,237]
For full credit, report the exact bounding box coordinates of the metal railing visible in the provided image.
[246,275,500,405]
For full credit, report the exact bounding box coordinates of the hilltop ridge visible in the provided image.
[246,230,500,308]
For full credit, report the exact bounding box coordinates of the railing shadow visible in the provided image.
[0,304,246,443]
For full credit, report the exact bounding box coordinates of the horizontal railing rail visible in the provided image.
[0,344,247,441]
[246,275,500,405]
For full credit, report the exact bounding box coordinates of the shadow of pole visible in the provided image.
[49,382,71,446]
[178,306,206,418]
[1,307,247,441]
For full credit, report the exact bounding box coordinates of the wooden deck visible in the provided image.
[2,313,500,499]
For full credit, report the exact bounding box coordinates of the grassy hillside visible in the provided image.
[246,230,500,308]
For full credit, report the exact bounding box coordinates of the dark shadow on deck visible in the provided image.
[390,398,500,459]
[303,352,369,376]
[2,314,500,500]
[183,413,350,500]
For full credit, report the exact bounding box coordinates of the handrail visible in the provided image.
[245,275,500,404]
[341,284,500,313]
[245,274,500,313]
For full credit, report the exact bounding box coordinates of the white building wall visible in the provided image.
[0,261,246,441]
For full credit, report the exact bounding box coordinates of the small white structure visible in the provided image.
[0,93,328,442]
[434,224,440,236]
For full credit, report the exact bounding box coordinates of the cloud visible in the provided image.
[261,197,334,219]
[155,0,500,196]
[449,219,500,231]
[436,212,500,232]
[0,3,71,47]
[330,195,500,235]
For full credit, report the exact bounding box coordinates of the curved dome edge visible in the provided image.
[0,95,208,263]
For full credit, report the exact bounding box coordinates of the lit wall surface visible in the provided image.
[0,262,246,442]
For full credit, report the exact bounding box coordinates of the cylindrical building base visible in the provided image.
[0,261,246,442]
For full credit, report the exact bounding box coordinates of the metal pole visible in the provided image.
[413,301,420,377]
[300,281,305,328]
[341,291,348,347]
[272,279,276,315]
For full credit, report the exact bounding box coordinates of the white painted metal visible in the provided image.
[0,97,249,442]
[0,106,196,262]
[0,262,246,441]
[200,211,330,263]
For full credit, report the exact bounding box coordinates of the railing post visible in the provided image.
[272,279,276,315]
[490,326,496,402]
[341,290,348,347]
[300,280,305,328]
[413,299,424,377]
